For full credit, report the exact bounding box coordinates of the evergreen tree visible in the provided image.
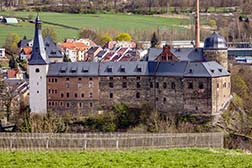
[9,56,18,70]
[151,32,159,48]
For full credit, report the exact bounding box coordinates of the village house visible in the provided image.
[58,41,88,62]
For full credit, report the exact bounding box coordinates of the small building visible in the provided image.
[19,47,32,61]
[0,48,5,58]
[58,42,89,62]
[2,18,18,24]
[7,69,23,80]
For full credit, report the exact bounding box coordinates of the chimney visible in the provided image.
[195,0,200,48]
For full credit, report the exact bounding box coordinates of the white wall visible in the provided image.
[29,64,48,114]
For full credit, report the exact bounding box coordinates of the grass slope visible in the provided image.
[0,148,251,168]
[0,12,189,47]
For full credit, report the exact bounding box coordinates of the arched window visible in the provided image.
[35,68,40,73]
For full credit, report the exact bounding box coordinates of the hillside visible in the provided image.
[0,11,190,47]
[0,148,251,168]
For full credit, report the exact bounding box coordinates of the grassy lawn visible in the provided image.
[0,11,189,47]
[0,148,251,168]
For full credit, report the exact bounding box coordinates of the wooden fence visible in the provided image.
[0,132,224,151]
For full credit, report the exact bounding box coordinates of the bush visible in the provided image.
[115,33,132,41]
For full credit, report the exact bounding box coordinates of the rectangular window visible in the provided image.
[122,82,127,88]
[89,93,93,98]
[199,83,204,89]
[188,82,193,89]
[66,78,69,81]
[55,78,58,83]
[137,76,141,80]
[48,78,51,83]
[171,82,176,89]
[223,82,226,88]
[81,93,84,98]
[110,93,113,98]
[61,93,64,98]
[66,83,70,88]
[48,89,51,94]
[163,82,167,89]
[109,77,113,80]
[66,92,70,98]
[150,82,153,88]
[136,92,140,99]
[75,93,78,98]
[109,82,114,88]
[89,81,94,88]
[122,76,127,80]
[136,82,141,88]
[78,78,82,81]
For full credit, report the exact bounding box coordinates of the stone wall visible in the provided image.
[183,77,212,114]
[99,76,153,110]
[204,50,228,70]
[211,76,231,114]
[47,75,231,116]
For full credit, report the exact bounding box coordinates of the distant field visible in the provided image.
[0,148,251,168]
[0,12,190,47]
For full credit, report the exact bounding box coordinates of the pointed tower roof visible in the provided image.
[28,15,49,65]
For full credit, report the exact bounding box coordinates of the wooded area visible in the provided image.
[1,0,252,14]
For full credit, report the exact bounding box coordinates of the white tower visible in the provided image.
[28,16,49,114]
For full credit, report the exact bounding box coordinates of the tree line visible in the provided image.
[1,0,252,15]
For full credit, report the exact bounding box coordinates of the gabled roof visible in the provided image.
[18,39,32,48]
[171,48,205,62]
[144,48,163,61]
[29,16,49,65]
[44,36,63,58]
[145,47,205,62]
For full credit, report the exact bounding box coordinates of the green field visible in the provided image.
[0,12,189,47]
[0,148,251,168]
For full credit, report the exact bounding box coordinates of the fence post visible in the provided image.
[116,139,119,150]
[84,134,87,150]
[46,137,49,150]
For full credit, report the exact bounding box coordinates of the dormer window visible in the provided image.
[107,66,113,73]
[136,65,142,72]
[211,69,215,73]
[60,66,67,73]
[218,69,223,72]
[82,67,89,73]
[120,66,125,73]
[189,69,193,73]
[71,66,77,73]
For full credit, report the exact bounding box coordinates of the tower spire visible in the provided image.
[28,15,49,65]
[195,0,200,48]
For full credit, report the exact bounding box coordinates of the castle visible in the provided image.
[28,15,231,116]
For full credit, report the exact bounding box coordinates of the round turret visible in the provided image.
[204,32,227,50]
[203,32,228,70]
